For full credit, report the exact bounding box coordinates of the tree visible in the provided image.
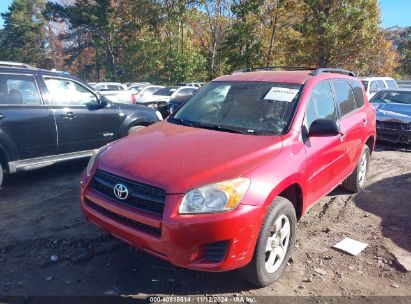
[386,26,411,78]
[222,0,265,71]
[294,0,381,70]
[0,0,47,66]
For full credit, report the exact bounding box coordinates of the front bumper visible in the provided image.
[80,171,265,272]
[376,121,411,144]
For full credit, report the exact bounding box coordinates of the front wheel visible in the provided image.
[342,145,370,193]
[238,197,297,287]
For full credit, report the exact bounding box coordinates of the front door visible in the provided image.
[40,77,120,154]
[303,80,348,205]
[0,73,56,160]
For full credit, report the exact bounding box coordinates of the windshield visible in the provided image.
[154,87,177,96]
[370,91,411,105]
[169,81,302,135]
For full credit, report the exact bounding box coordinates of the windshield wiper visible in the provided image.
[189,122,255,134]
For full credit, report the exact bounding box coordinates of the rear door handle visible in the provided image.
[340,132,347,141]
[0,113,5,120]
[362,118,368,126]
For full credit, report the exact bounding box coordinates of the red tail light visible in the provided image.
[132,94,136,104]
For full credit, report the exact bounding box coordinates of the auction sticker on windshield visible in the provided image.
[264,87,299,102]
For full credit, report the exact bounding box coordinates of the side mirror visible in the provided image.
[309,119,340,137]
[99,96,108,106]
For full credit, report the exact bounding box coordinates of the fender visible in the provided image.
[117,105,160,137]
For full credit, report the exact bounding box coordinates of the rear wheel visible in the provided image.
[238,197,296,287]
[342,145,370,193]
[128,125,145,135]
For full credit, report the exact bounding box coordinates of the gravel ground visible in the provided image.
[0,143,410,298]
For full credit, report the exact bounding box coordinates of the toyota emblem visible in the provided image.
[113,183,129,200]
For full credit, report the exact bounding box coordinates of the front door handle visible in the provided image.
[0,113,5,120]
[340,132,347,142]
[362,118,368,126]
[61,112,77,119]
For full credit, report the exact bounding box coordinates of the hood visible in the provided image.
[374,103,411,123]
[97,121,283,193]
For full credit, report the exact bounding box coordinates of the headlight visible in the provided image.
[86,144,111,177]
[155,110,163,120]
[179,177,250,214]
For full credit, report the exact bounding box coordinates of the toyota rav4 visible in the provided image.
[80,67,376,287]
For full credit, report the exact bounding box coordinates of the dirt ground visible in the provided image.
[0,143,410,299]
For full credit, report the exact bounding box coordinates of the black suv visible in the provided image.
[0,62,161,187]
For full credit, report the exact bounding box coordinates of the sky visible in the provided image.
[0,0,410,28]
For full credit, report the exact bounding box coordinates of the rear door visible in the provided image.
[331,79,366,172]
[303,80,348,204]
[0,73,56,160]
[40,76,120,154]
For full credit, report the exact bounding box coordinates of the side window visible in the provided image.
[0,74,42,105]
[370,81,378,92]
[107,85,120,91]
[377,80,386,89]
[306,81,337,129]
[178,88,196,96]
[146,87,158,94]
[349,80,365,108]
[44,78,98,106]
[333,80,357,117]
[385,80,397,88]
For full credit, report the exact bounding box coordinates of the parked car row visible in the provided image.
[87,81,202,118]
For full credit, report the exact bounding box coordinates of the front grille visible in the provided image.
[204,241,229,263]
[85,200,161,237]
[90,170,166,215]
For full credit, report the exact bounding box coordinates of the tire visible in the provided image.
[342,145,370,193]
[238,196,297,287]
[128,125,145,135]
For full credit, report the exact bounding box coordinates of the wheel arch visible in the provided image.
[365,135,375,155]
[0,144,10,172]
[262,175,307,221]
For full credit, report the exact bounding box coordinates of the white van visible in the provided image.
[359,77,398,99]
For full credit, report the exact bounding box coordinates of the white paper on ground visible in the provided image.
[333,237,368,256]
[263,87,299,102]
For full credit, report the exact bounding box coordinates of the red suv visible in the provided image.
[80,68,376,287]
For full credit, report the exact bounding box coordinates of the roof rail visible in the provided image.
[232,66,316,74]
[0,61,35,69]
[311,68,356,77]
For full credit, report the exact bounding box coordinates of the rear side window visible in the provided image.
[350,80,365,107]
[385,80,398,88]
[332,80,357,117]
[0,74,42,105]
[306,81,337,129]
